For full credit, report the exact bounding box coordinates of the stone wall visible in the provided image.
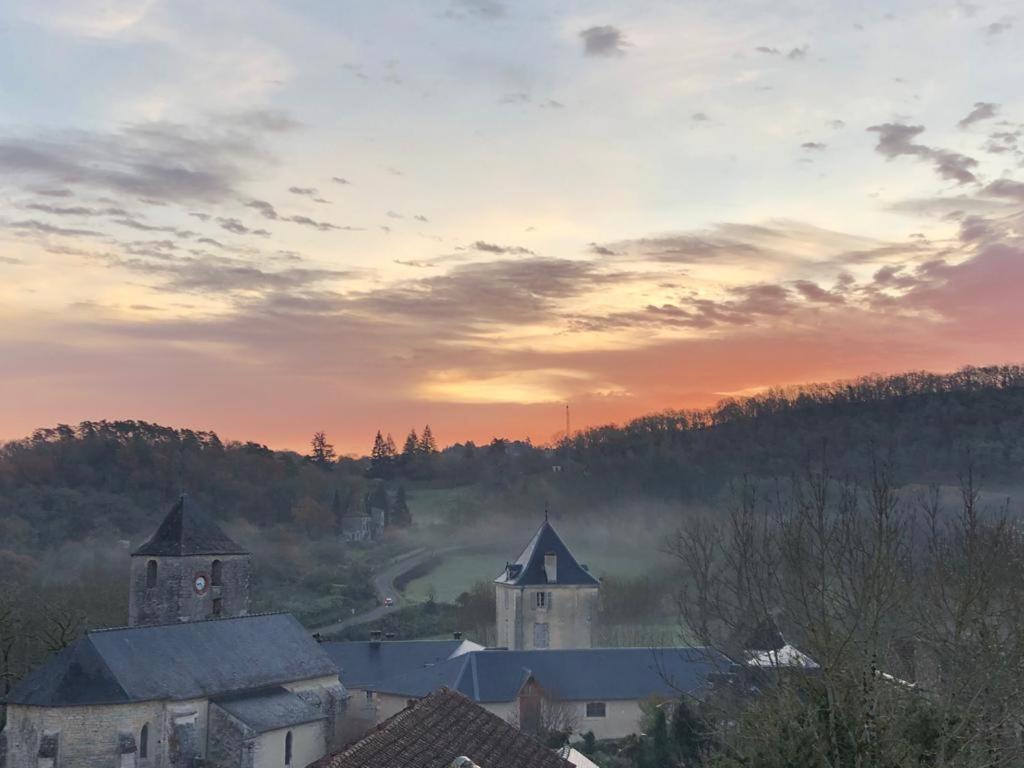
[495,584,598,650]
[3,701,165,768]
[129,553,251,626]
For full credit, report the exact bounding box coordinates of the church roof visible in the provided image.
[5,613,338,707]
[310,688,572,768]
[212,686,326,733]
[363,647,732,703]
[493,518,600,587]
[132,493,248,556]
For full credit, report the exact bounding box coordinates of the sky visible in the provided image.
[0,0,1022,454]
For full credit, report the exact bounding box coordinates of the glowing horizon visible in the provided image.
[1,1,1023,454]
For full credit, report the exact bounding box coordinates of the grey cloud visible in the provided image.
[414,214,429,223]
[289,186,318,196]
[692,112,710,122]
[0,256,24,265]
[387,210,405,219]
[0,116,283,203]
[984,178,1024,200]
[447,0,506,20]
[580,25,628,57]
[755,46,780,55]
[787,46,809,60]
[829,120,846,129]
[985,130,1021,154]
[25,203,127,216]
[10,219,102,237]
[189,212,212,222]
[985,18,1013,35]
[588,242,618,256]
[791,279,845,304]
[246,199,280,220]
[471,240,535,255]
[220,109,301,133]
[867,122,978,184]
[331,177,350,185]
[500,92,530,105]
[801,142,827,151]
[217,217,271,237]
[246,200,352,231]
[540,100,565,109]
[958,102,999,128]
[287,215,343,232]
[34,188,73,197]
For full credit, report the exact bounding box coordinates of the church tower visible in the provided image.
[495,515,600,650]
[128,494,251,626]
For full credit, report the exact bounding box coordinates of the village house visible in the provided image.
[1,496,348,768]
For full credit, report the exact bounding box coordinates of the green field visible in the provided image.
[402,546,671,603]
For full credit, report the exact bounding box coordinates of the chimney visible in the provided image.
[453,631,463,641]
[384,632,396,640]
[544,551,557,583]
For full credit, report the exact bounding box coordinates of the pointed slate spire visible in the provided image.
[132,494,248,556]
[494,514,599,587]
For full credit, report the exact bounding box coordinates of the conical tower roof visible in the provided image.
[132,494,248,556]
[495,516,599,587]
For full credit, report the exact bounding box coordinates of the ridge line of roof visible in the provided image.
[87,611,295,634]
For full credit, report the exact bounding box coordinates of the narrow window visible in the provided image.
[139,723,149,758]
[535,591,546,608]
[211,559,223,586]
[586,702,607,718]
[146,560,158,588]
[285,731,293,765]
[212,598,223,616]
[503,590,509,610]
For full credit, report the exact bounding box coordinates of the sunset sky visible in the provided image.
[1,0,1023,453]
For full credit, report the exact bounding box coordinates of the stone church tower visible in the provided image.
[495,514,600,650]
[128,493,251,626]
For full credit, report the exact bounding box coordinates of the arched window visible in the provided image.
[285,731,293,765]
[139,723,149,758]
[146,560,158,588]
[211,559,223,586]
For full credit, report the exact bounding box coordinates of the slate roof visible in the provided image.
[212,686,326,733]
[6,613,339,707]
[310,688,572,768]
[365,647,733,703]
[132,493,248,557]
[494,518,600,587]
[321,639,483,689]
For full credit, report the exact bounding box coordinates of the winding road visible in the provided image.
[312,545,465,636]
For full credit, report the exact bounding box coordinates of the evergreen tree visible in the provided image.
[402,429,419,462]
[670,699,706,765]
[418,424,437,454]
[308,431,336,467]
[385,433,398,458]
[391,485,412,527]
[369,430,389,478]
[650,708,671,768]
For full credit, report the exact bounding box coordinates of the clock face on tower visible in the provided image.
[193,573,209,594]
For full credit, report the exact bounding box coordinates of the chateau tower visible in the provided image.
[495,515,600,650]
[128,493,251,626]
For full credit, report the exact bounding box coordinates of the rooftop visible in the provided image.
[310,688,573,768]
[5,613,338,707]
[321,639,483,689]
[212,686,326,733]
[364,646,733,703]
[494,517,600,587]
[132,493,248,557]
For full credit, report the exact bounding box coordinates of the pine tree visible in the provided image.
[391,485,412,527]
[369,431,388,478]
[402,429,419,460]
[418,424,437,455]
[385,433,398,458]
[309,431,336,467]
[650,708,671,767]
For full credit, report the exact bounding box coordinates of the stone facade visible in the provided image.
[495,583,598,650]
[2,679,347,768]
[128,553,251,627]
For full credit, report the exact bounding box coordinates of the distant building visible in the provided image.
[1,496,348,768]
[332,642,732,740]
[310,687,573,768]
[494,516,600,650]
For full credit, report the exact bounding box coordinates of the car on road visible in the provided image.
[384,597,394,606]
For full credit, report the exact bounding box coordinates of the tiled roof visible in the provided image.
[365,647,733,703]
[494,519,600,587]
[310,688,573,768]
[212,686,326,733]
[132,493,248,556]
[6,614,338,706]
[321,639,483,689]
